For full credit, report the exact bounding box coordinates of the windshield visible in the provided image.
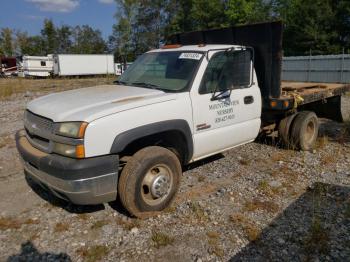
[118,51,203,92]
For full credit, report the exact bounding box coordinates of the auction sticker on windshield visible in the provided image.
[179,53,203,60]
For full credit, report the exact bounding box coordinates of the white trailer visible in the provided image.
[22,55,54,77]
[53,54,114,76]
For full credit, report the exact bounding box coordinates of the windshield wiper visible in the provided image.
[131,82,162,90]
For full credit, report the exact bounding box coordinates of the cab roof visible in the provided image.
[149,44,242,53]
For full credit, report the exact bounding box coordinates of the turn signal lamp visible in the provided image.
[270,101,277,108]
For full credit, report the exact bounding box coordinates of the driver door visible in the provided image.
[190,50,262,160]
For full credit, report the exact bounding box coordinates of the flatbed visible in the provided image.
[281,81,350,105]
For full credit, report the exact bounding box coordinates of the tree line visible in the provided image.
[0,0,349,60]
[111,0,350,61]
[0,19,107,57]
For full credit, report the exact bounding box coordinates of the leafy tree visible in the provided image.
[0,28,15,56]
[15,30,45,56]
[56,25,72,53]
[331,0,350,53]
[71,25,107,54]
[163,0,192,37]
[191,0,227,30]
[110,0,138,61]
[276,0,339,55]
[225,0,273,25]
[15,31,30,55]
[41,19,58,54]
[24,36,45,56]
[134,0,173,52]
[0,33,3,56]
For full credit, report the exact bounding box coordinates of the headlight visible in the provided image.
[53,142,85,158]
[55,122,88,138]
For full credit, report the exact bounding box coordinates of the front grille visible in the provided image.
[24,111,54,134]
[24,110,54,152]
[26,130,50,152]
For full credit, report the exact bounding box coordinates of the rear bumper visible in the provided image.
[16,130,119,205]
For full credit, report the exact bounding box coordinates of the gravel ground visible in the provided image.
[0,81,349,262]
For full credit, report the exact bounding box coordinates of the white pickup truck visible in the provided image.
[16,22,349,217]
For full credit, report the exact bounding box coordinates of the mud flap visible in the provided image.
[299,96,344,122]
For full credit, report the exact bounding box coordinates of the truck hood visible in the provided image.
[27,85,176,122]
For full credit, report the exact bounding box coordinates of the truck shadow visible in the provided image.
[25,174,105,214]
[256,118,350,149]
[7,241,71,261]
[184,153,224,171]
[318,118,350,144]
[229,182,350,261]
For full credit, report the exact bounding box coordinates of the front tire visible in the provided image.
[118,146,181,218]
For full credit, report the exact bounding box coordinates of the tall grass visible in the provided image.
[0,76,115,99]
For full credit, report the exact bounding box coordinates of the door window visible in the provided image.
[199,50,252,94]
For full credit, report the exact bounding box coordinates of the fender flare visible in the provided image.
[110,119,193,163]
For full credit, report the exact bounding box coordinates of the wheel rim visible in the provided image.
[141,164,173,206]
[305,120,316,144]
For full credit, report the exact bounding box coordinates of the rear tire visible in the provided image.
[290,111,319,151]
[278,113,297,147]
[118,146,181,218]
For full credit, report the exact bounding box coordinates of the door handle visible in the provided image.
[244,96,254,104]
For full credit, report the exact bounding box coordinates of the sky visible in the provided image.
[0,0,117,39]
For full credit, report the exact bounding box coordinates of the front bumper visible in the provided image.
[16,130,119,205]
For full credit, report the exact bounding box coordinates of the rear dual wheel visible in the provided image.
[279,111,319,151]
[118,146,181,218]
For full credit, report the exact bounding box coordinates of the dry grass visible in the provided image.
[229,213,261,242]
[0,77,114,99]
[23,218,40,225]
[257,179,284,196]
[206,231,224,257]
[76,213,90,221]
[197,175,205,182]
[243,199,280,213]
[271,152,285,162]
[76,245,110,262]
[316,136,329,149]
[189,201,207,221]
[0,136,13,149]
[54,222,70,233]
[239,158,251,166]
[90,220,109,230]
[29,230,40,241]
[207,231,220,239]
[164,206,177,214]
[257,180,270,192]
[0,217,22,230]
[151,231,174,248]
[116,217,141,231]
[177,184,217,203]
[335,121,350,144]
[320,154,336,166]
[0,217,39,231]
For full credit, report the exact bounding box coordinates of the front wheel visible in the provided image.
[118,146,181,218]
